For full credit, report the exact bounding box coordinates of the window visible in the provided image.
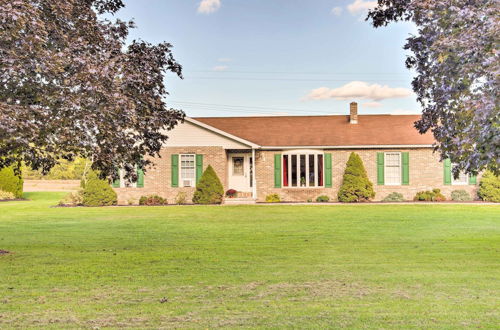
[180,154,195,187]
[283,152,324,187]
[452,164,469,185]
[232,157,244,176]
[118,169,137,188]
[384,152,401,185]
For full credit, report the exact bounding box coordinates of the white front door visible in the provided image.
[228,154,252,192]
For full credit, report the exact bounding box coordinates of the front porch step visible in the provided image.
[223,198,256,205]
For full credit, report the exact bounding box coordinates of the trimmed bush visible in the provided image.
[175,192,188,205]
[59,190,83,206]
[414,188,446,202]
[0,165,23,198]
[265,194,281,203]
[382,192,405,202]
[192,165,224,204]
[338,152,375,202]
[451,190,472,201]
[81,170,117,207]
[0,190,15,200]
[478,171,500,202]
[316,195,330,203]
[139,195,167,206]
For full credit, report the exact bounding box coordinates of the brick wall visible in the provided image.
[115,146,227,205]
[254,149,480,202]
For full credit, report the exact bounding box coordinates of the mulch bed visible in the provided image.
[0,250,11,255]
[0,198,28,202]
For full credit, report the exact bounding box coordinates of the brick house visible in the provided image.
[113,102,478,204]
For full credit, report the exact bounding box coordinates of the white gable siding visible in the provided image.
[163,121,249,149]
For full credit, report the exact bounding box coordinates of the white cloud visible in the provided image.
[197,0,221,14]
[331,6,343,16]
[213,65,229,71]
[363,101,383,108]
[303,81,412,101]
[347,0,377,15]
[217,58,232,63]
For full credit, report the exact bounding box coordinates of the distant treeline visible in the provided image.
[22,158,87,180]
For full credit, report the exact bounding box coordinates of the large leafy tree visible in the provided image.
[367,0,499,176]
[0,0,184,180]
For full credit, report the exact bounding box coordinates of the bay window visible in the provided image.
[282,152,324,187]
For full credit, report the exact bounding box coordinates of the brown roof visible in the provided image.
[194,115,435,147]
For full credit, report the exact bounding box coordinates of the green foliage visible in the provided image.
[175,192,188,205]
[22,158,87,180]
[316,195,330,203]
[0,165,23,198]
[58,191,83,206]
[265,194,281,203]
[81,170,117,207]
[338,153,375,202]
[414,189,446,202]
[0,189,15,200]
[451,190,472,202]
[382,192,405,202]
[139,195,167,206]
[478,171,500,202]
[192,165,224,204]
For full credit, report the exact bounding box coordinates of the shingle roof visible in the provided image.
[194,115,435,147]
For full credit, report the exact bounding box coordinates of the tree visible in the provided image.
[192,165,224,204]
[338,153,375,202]
[367,1,499,176]
[0,0,184,182]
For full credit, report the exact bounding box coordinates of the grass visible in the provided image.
[0,192,499,329]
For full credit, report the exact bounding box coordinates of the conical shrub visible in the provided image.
[192,165,224,204]
[81,169,117,206]
[338,152,375,202]
[0,165,23,198]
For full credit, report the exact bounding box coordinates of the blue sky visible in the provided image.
[116,0,419,117]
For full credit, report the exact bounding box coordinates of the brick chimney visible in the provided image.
[349,102,358,124]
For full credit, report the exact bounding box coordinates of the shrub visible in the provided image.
[265,194,281,203]
[478,171,500,202]
[316,195,330,203]
[225,189,238,198]
[175,192,188,205]
[414,188,446,202]
[139,195,167,206]
[451,190,472,201]
[0,165,23,198]
[382,192,405,202]
[0,190,15,200]
[192,165,224,204]
[81,170,117,207]
[59,190,83,206]
[338,153,375,202]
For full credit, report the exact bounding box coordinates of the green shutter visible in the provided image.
[196,154,203,184]
[136,165,144,188]
[469,174,477,185]
[443,158,452,185]
[274,154,281,188]
[377,153,384,185]
[171,154,179,187]
[324,153,332,188]
[112,168,120,188]
[401,152,409,185]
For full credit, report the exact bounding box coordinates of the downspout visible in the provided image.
[252,147,257,200]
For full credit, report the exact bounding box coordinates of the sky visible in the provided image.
[114,0,420,117]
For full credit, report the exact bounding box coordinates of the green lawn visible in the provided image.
[0,192,499,329]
